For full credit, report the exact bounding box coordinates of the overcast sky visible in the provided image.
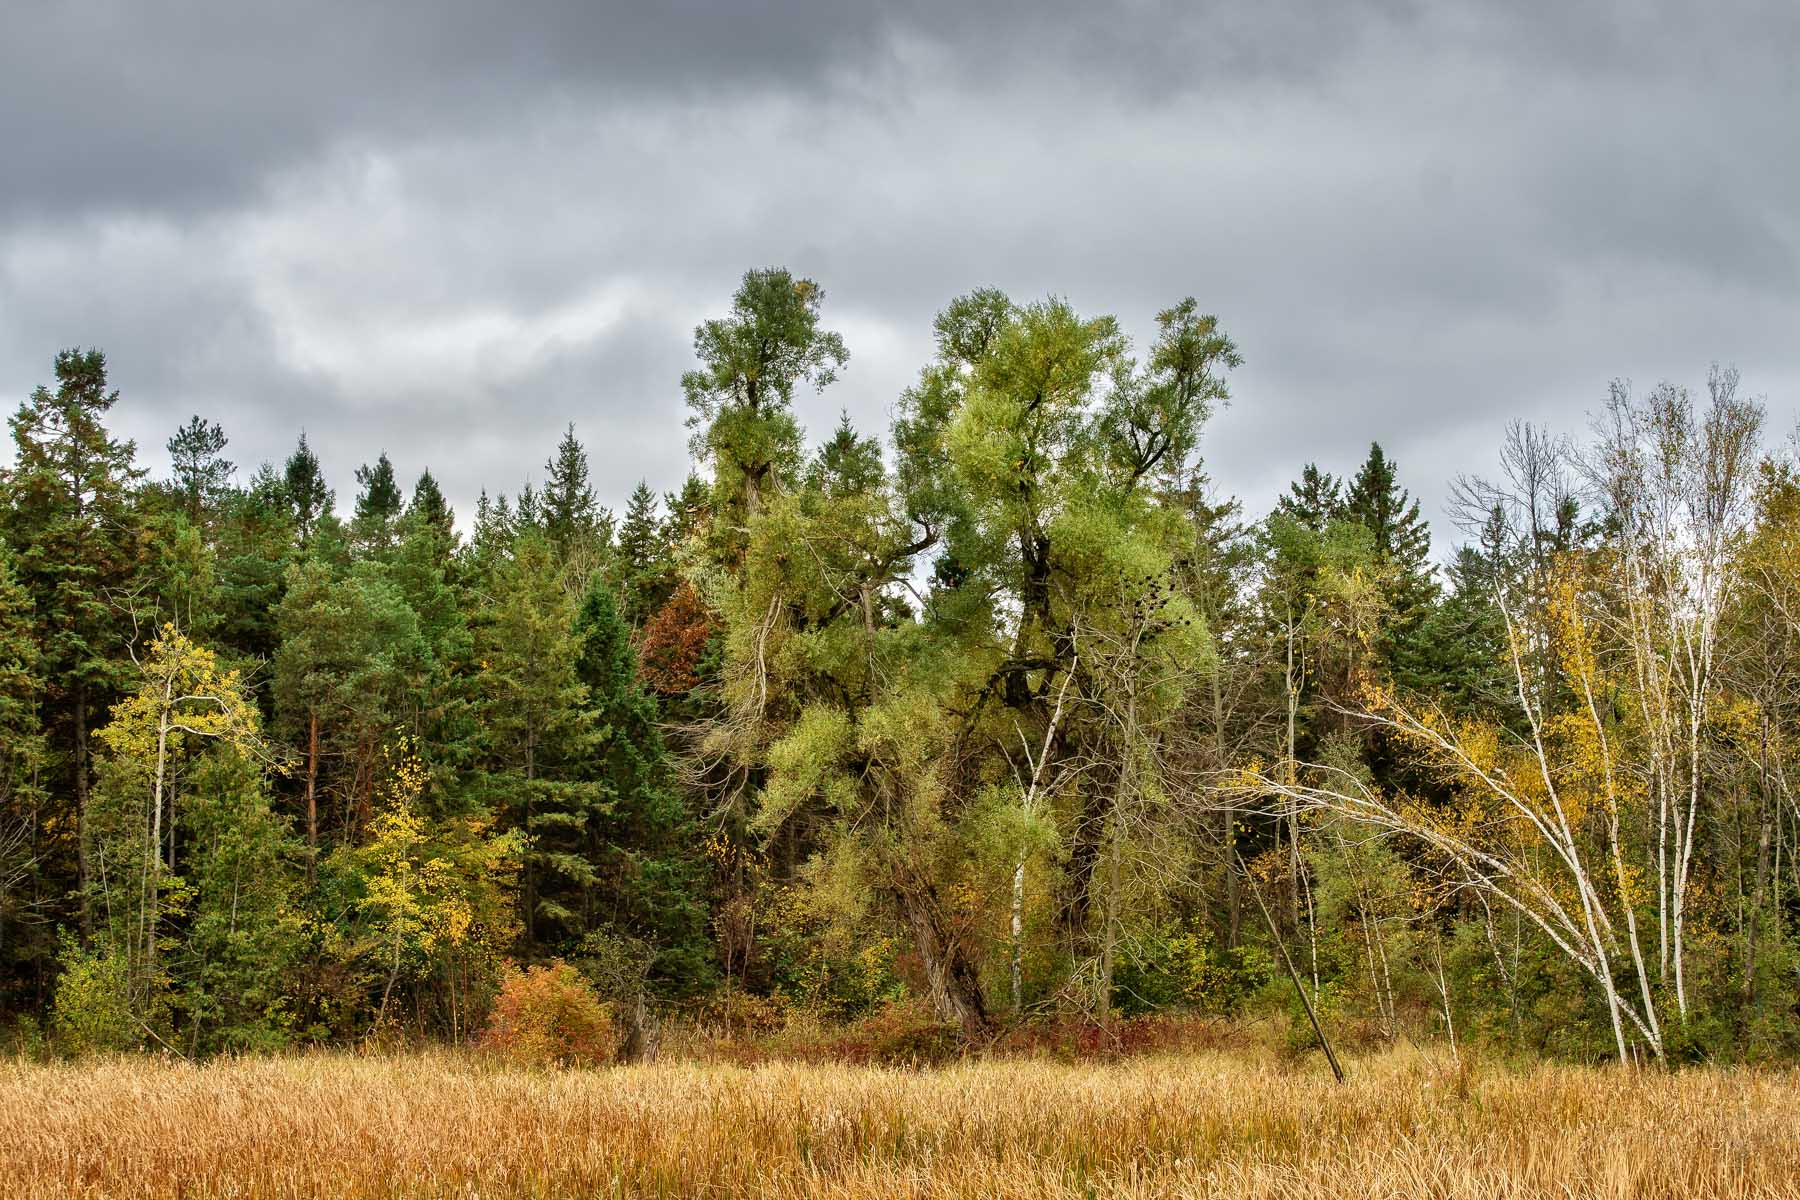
[3,1,1797,553]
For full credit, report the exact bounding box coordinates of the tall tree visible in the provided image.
[352,452,405,560]
[1344,442,1437,635]
[407,470,456,550]
[542,426,599,548]
[0,546,48,1005]
[615,481,671,628]
[1275,463,1343,531]
[682,268,848,559]
[473,534,596,948]
[0,349,148,935]
[166,416,233,522]
[281,434,334,548]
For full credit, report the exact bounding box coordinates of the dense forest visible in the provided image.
[1,267,1794,1065]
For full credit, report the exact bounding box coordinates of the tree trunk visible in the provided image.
[1009,860,1024,1012]
[896,875,990,1037]
[1745,721,1774,1007]
[305,713,319,885]
[73,684,91,938]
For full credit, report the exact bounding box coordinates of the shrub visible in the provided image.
[479,961,616,1067]
[50,941,138,1056]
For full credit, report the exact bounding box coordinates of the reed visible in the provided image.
[3,1047,1795,1198]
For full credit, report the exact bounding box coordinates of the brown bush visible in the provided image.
[479,962,616,1068]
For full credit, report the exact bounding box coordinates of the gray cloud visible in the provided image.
[3,1,1798,552]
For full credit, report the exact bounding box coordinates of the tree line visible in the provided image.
[0,267,1794,1063]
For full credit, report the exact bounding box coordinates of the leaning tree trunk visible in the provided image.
[894,873,991,1037]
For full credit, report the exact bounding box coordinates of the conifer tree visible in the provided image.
[0,546,48,1000]
[542,426,598,550]
[352,452,405,559]
[473,534,597,947]
[568,581,710,986]
[615,481,671,628]
[1343,442,1437,631]
[0,349,148,935]
[1275,463,1343,531]
[166,416,233,522]
[281,434,334,547]
[407,470,456,551]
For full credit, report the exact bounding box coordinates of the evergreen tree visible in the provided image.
[570,581,711,989]
[472,534,597,948]
[169,748,303,1054]
[1275,463,1343,531]
[615,481,670,628]
[166,416,233,521]
[0,349,148,937]
[281,434,334,547]
[1343,442,1437,631]
[807,411,885,497]
[352,452,405,559]
[0,546,49,1005]
[663,473,711,548]
[407,470,456,550]
[542,426,598,551]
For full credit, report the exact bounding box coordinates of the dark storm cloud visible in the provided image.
[3,1,1798,549]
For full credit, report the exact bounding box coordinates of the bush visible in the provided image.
[479,961,616,1067]
[50,941,138,1056]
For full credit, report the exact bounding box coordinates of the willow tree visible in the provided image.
[703,284,1233,1029]
[682,267,848,561]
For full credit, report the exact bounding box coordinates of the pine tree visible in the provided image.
[0,349,149,936]
[281,434,334,547]
[352,452,405,559]
[166,416,233,521]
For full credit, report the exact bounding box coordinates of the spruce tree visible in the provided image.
[352,452,405,559]
[407,470,456,550]
[1275,463,1343,531]
[1343,442,1437,634]
[473,534,597,948]
[571,580,711,990]
[281,434,334,547]
[615,481,670,628]
[0,545,49,1002]
[542,425,598,550]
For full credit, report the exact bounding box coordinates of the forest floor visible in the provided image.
[3,1046,1797,1198]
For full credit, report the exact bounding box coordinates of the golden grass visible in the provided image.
[2,1047,1797,1198]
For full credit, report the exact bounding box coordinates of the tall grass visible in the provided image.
[3,1048,1795,1198]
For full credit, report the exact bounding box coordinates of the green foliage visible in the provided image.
[4,301,1798,1071]
[51,938,137,1055]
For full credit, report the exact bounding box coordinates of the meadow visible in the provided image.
[4,1047,1798,1199]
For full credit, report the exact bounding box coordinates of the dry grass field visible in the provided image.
[3,1048,1798,1199]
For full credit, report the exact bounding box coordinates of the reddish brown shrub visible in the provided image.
[479,962,616,1068]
